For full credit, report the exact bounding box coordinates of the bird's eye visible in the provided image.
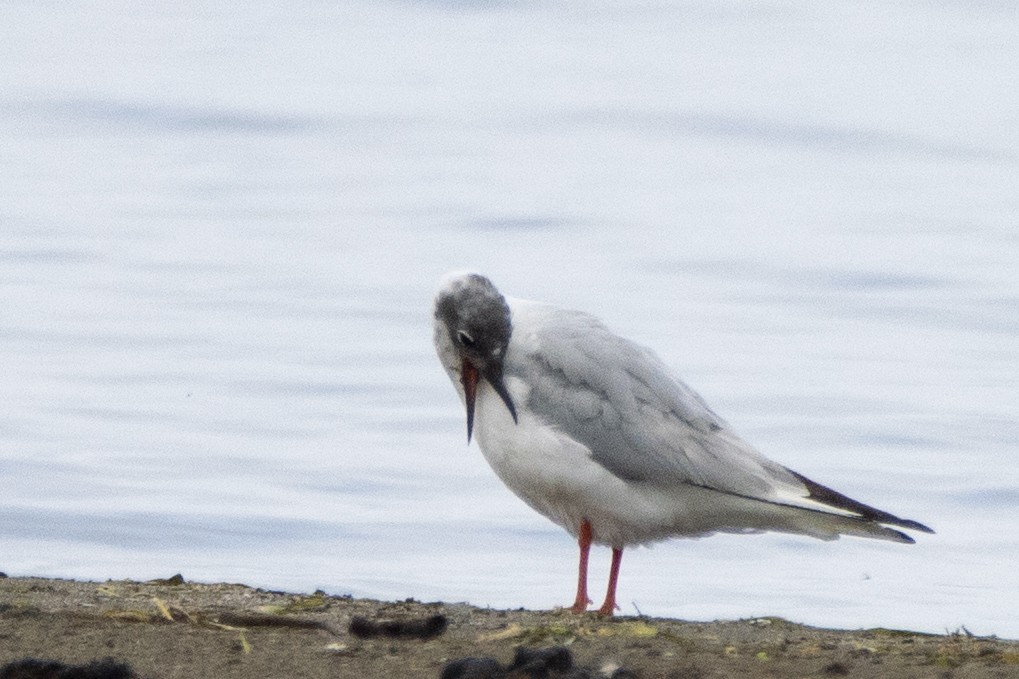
[457,330,476,348]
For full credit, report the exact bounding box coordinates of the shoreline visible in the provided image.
[1,574,1016,678]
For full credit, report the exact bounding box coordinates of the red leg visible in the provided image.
[569,520,593,613]
[596,547,624,616]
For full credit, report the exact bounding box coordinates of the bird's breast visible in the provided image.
[471,376,635,542]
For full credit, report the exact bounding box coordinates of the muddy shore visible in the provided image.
[1,574,1015,678]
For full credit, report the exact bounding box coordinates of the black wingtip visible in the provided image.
[787,469,933,535]
[896,518,935,534]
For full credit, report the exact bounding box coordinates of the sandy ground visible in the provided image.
[1,574,1016,678]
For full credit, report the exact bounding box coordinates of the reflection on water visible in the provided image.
[2,1,1017,638]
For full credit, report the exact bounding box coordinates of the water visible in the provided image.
[2,1,1017,638]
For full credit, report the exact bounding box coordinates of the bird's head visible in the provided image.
[433,272,518,441]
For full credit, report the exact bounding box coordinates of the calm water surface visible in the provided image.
[2,2,1017,638]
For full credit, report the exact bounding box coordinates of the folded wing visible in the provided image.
[509,301,932,538]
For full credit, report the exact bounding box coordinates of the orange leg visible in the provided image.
[596,547,624,616]
[569,520,593,613]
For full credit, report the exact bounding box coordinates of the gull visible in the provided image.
[432,272,932,616]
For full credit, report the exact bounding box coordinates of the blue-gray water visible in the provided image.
[2,2,1017,638]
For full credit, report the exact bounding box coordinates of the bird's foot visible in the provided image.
[569,596,592,614]
[595,599,618,617]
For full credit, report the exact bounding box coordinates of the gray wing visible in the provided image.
[509,303,808,503]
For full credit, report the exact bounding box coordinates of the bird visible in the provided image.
[432,271,933,616]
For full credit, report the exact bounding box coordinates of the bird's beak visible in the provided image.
[461,358,479,442]
[461,357,518,443]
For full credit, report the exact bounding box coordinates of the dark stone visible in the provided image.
[439,656,504,679]
[508,646,574,677]
[0,658,138,679]
[348,613,448,640]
